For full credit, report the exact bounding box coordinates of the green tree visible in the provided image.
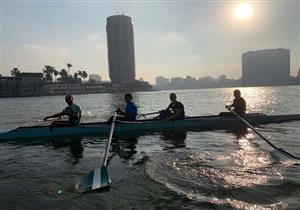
[74,72,78,79]
[59,69,68,82]
[78,70,82,82]
[10,67,21,78]
[82,71,88,82]
[53,69,59,82]
[43,65,53,81]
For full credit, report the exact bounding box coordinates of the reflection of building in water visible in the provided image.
[242,48,290,86]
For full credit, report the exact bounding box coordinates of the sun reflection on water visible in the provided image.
[222,87,281,114]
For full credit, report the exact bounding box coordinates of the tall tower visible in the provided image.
[106,15,136,84]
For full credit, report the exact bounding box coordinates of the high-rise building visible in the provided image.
[242,48,290,86]
[106,15,135,83]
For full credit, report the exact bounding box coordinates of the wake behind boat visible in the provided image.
[1,113,300,142]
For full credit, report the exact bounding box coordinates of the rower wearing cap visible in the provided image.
[44,95,81,126]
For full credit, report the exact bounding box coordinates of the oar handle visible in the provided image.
[103,112,117,166]
[227,108,278,149]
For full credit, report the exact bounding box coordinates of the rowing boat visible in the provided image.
[0,113,300,141]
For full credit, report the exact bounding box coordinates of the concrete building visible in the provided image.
[42,83,85,95]
[156,76,170,89]
[18,73,44,96]
[242,48,290,86]
[106,15,135,83]
[0,73,44,97]
[89,74,102,82]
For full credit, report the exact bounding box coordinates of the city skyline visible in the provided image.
[1,1,299,84]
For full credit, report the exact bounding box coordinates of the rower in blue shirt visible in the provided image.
[116,93,137,121]
[108,93,137,124]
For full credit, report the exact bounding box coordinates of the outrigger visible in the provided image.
[0,113,300,142]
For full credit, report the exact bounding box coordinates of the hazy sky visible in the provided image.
[1,1,299,83]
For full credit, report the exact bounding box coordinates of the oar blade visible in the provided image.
[81,166,110,192]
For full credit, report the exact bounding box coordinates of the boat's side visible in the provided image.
[0,113,300,141]
[0,123,111,141]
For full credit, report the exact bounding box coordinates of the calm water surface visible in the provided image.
[0,86,299,210]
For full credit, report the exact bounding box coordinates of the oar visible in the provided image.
[82,112,118,192]
[138,111,160,118]
[227,108,300,161]
[36,118,57,123]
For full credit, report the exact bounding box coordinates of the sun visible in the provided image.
[234,3,253,21]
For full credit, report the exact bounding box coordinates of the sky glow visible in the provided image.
[1,1,299,83]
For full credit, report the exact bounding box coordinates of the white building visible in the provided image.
[89,74,102,82]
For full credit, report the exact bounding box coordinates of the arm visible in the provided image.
[165,103,171,111]
[167,109,181,120]
[44,111,65,121]
[116,107,125,116]
[226,100,235,108]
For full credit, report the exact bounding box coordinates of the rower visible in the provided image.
[44,95,81,126]
[157,93,185,120]
[226,89,246,116]
[109,93,137,122]
[220,89,246,117]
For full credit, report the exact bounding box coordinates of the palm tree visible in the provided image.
[74,72,78,79]
[43,65,53,81]
[53,69,58,82]
[59,69,68,82]
[10,68,21,78]
[78,71,82,82]
[67,63,72,75]
[82,71,88,82]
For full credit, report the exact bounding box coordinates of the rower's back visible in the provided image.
[233,97,246,115]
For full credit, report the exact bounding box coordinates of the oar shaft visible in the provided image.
[228,108,277,149]
[103,112,117,166]
[141,111,160,116]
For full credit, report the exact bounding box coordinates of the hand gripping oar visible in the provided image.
[227,108,299,161]
[83,112,118,192]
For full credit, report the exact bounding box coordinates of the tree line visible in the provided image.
[9,63,88,83]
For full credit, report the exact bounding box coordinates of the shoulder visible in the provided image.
[177,101,184,108]
[72,104,81,111]
[129,102,137,108]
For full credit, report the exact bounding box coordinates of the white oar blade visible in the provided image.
[81,166,110,192]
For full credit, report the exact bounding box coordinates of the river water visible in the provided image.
[0,86,299,210]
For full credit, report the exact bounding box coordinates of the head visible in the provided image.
[169,93,177,103]
[233,89,241,98]
[65,95,74,105]
[124,93,133,103]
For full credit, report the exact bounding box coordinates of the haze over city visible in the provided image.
[1,1,299,83]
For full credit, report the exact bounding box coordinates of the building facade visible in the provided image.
[106,15,136,83]
[242,48,290,86]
